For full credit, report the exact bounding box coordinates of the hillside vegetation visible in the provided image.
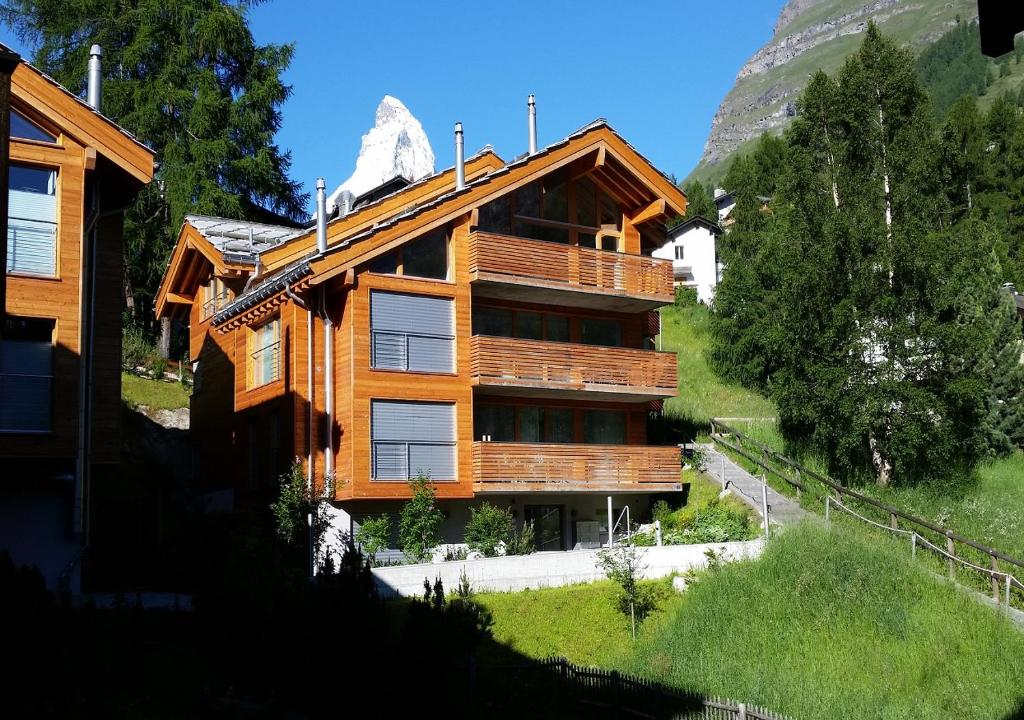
[619,524,1024,720]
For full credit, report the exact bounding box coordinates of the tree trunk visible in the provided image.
[158,316,171,359]
[822,122,840,209]
[123,268,135,321]
[869,433,892,488]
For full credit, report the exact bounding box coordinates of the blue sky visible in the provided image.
[2,0,784,212]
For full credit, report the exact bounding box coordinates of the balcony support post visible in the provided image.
[607,495,614,548]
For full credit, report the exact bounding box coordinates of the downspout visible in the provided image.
[284,286,314,493]
[315,178,334,490]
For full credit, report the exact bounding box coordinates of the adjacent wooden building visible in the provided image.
[156,115,684,551]
[0,44,154,587]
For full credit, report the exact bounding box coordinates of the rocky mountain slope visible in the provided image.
[325,95,435,214]
[687,0,976,185]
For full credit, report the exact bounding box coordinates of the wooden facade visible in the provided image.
[156,120,685,507]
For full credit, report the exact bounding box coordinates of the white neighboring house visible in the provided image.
[653,216,723,304]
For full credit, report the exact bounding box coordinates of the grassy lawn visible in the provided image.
[659,303,775,427]
[618,524,1024,720]
[474,578,679,667]
[121,371,190,411]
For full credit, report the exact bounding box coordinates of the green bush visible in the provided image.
[665,499,753,544]
[399,473,443,563]
[464,501,514,556]
[674,285,699,307]
[354,515,391,564]
[122,325,153,370]
[146,353,168,380]
[506,520,536,556]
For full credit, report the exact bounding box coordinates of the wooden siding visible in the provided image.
[470,335,677,398]
[468,231,674,304]
[472,442,681,493]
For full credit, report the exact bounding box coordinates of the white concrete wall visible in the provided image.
[653,224,719,304]
[371,537,764,598]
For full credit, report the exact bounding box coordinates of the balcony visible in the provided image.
[470,335,677,402]
[468,231,674,312]
[473,442,682,493]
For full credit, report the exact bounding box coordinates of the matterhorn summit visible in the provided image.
[325,95,435,214]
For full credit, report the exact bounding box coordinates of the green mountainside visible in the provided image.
[687,0,983,187]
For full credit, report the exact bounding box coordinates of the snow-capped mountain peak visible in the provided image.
[325,95,435,214]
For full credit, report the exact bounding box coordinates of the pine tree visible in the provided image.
[680,180,717,222]
[1,0,307,341]
[941,96,985,221]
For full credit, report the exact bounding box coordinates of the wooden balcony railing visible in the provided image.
[472,442,682,493]
[469,231,674,302]
[470,335,677,397]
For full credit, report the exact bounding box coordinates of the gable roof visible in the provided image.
[3,43,154,183]
[206,120,687,327]
[668,215,722,237]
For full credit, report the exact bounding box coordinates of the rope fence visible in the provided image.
[710,418,1024,614]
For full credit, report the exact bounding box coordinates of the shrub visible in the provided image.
[668,499,753,544]
[596,543,656,639]
[269,459,330,571]
[651,499,674,527]
[464,501,514,556]
[399,473,443,563]
[146,353,168,380]
[354,515,391,565]
[674,285,699,307]
[122,325,153,370]
[506,520,536,556]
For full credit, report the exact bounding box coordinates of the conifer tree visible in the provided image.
[0,0,307,341]
[680,180,717,222]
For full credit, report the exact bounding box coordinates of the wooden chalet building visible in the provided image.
[156,110,685,552]
[0,44,155,587]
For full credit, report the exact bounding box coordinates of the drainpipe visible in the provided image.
[527,94,538,155]
[454,122,465,191]
[315,179,333,488]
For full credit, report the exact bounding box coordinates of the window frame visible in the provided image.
[370,290,456,374]
[247,315,281,389]
[371,399,457,482]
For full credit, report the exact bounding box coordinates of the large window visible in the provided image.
[7,164,57,277]
[368,227,449,280]
[474,403,575,443]
[248,317,281,388]
[0,317,54,433]
[580,318,622,347]
[371,291,454,373]
[372,400,456,481]
[583,409,626,444]
[10,109,56,143]
[472,306,571,342]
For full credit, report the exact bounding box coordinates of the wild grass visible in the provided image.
[121,371,190,411]
[620,524,1024,720]
[473,578,679,667]
[659,304,775,427]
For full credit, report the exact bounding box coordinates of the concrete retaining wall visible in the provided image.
[371,538,764,598]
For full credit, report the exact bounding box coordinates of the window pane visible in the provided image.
[403,228,448,280]
[583,410,625,444]
[545,315,569,342]
[369,251,398,275]
[545,408,574,443]
[516,312,542,340]
[539,225,570,245]
[578,233,597,249]
[473,306,513,337]
[478,195,511,234]
[409,444,455,480]
[408,335,453,373]
[580,318,621,347]
[599,193,621,229]
[542,179,568,223]
[475,404,514,441]
[373,443,408,480]
[10,110,56,143]
[372,332,406,370]
[515,181,541,219]
[519,407,541,442]
[0,338,52,432]
[372,400,455,443]
[599,234,620,252]
[575,177,597,227]
[371,291,454,372]
[8,165,57,276]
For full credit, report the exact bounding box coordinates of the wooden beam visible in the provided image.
[165,292,193,305]
[629,198,666,225]
[84,146,96,170]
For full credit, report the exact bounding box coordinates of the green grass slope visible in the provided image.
[621,525,1024,720]
[121,371,190,411]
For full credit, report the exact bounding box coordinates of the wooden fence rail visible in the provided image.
[481,657,793,719]
[710,418,1024,611]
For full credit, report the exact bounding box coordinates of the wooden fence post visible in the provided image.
[991,553,1000,603]
[738,702,748,720]
[946,533,956,581]
[795,468,802,502]
[889,512,898,530]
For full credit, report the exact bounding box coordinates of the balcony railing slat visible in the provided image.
[469,231,673,300]
[473,442,681,491]
[470,335,677,395]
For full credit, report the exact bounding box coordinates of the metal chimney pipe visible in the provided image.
[454,122,465,190]
[87,44,102,111]
[528,94,537,155]
[315,177,328,253]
